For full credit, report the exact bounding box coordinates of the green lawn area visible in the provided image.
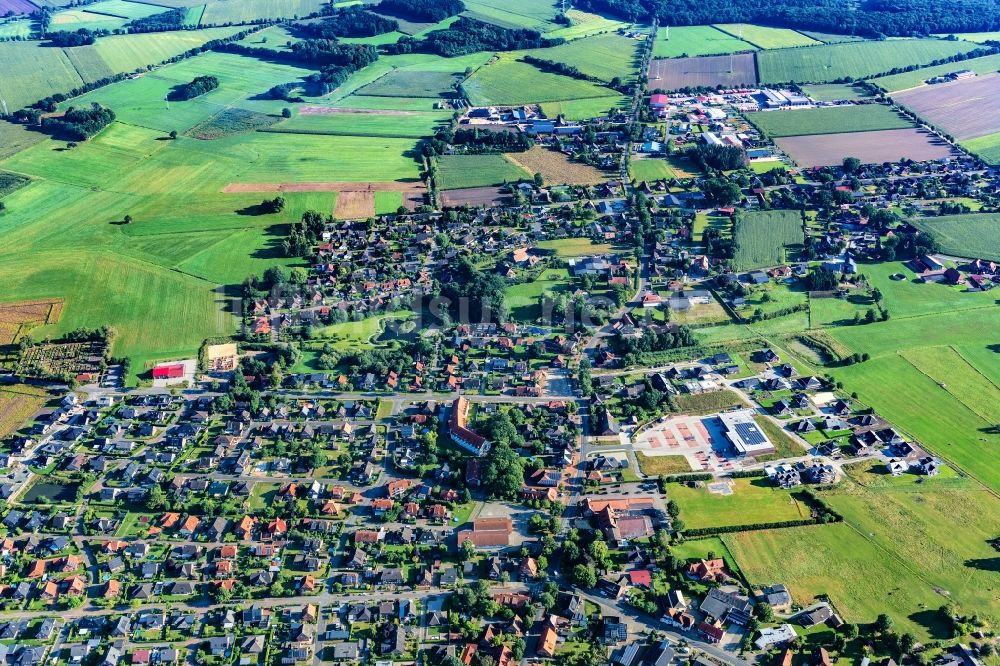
[745,105,912,137]
[724,523,950,640]
[670,537,742,574]
[313,312,416,351]
[636,453,693,476]
[713,24,818,49]
[534,238,619,257]
[435,154,530,190]
[653,25,756,57]
[670,477,809,529]
[674,389,747,415]
[629,158,675,182]
[749,159,787,174]
[506,268,571,322]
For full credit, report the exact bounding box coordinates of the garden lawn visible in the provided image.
[745,105,911,137]
[435,154,530,190]
[506,268,570,321]
[653,25,755,58]
[670,477,808,529]
[670,537,742,574]
[724,523,950,640]
[535,238,618,257]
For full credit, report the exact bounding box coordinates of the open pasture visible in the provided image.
[732,209,804,270]
[909,213,1000,261]
[435,154,530,190]
[274,109,449,138]
[776,128,954,167]
[713,23,818,49]
[653,25,755,58]
[538,96,627,121]
[0,17,32,38]
[357,69,461,98]
[517,32,641,83]
[873,53,1000,92]
[200,0,326,23]
[91,27,245,74]
[505,146,607,186]
[756,39,977,84]
[506,268,571,321]
[648,54,757,90]
[724,524,951,640]
[746,105,911,137]
[893,73,1000,140]
[464,55,618,106]
[670,477,808,529]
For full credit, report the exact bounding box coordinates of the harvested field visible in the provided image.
[0,385,50,439]
[505,146,607,186]
[0,299,63,345]
[439,186,512,208]
[0,0,36,13]
[299,106,417,116]
[893,73,1000,140]
[648,54,757,90]
[776,128,955,167]
[334,191,376,219]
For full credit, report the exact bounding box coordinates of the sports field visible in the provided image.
[670,478,809,529]
[463,55,618,105]
[653,25,755,58]
[435,154,530,190]
[910,213,1000,261]
[746,105,911,137]
[713,23,818,49]
[732,210,804,270]
[756,39,977,84]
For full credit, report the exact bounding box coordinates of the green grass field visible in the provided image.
[713,23,818,49]
[534,238,619,257]
[732,209,804,270]
[874,53,1000,92]
[910,213,1000,261]
[506,268,571,321]
[670,477,809,529]
[374,191,403,214]
[312,312,415,351]
[200,0,326,23]
[517,32,640,83]
[801,83,872,101]
[274,110,449,138]
[756,39,978,84]
[724,524,950,640]
[462,0,558,30]
[538,96,628,120]
[653,25,755,58]
[746,105,912,137]
[463,55,619,106]
[50,0,167,32]
[629,158,675,182]
[961,131,1000,166]
[435,154,530,190]
[544,9,629,40]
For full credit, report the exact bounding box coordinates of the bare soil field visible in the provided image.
[776,128,955,167]
[505,146,607,185]
[439,186,513,208]
[0,0,36,14]
[893,73,1000,140]
[299,106,417,117]
[0,299,63,345]
[648,54,757,90]
[334,191,376,219]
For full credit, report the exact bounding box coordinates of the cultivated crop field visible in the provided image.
[910,213,1000,261]
[0,299,62,345]
[653,25,755,58]
[732,210,804,270]
[274,108,450,139]
[505,146,607,186]
[0,385,51,439]
[962,132,1000,165]
[670,478,808,529]
[893,73,1000,140]
[461,0,557,30]
[648,54,757,90]
[745,104,911,137]
[464,56,618,105]
[713,23,818,49]
[0,0,36,14]
[873,53,1000,92]
[358,70,462,98]
[800,83,871,101]
[724,524,949,640]
[776,128,954,167]
[518,32,641,83]
[435,154,530,190]
[756,38,977,84]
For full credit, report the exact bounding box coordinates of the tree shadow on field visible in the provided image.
[236,203,275,216]
[908,609,956,641]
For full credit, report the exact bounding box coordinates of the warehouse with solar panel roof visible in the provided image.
[718,409,776,456]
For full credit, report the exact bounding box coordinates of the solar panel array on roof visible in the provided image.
[735,423,767,446]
